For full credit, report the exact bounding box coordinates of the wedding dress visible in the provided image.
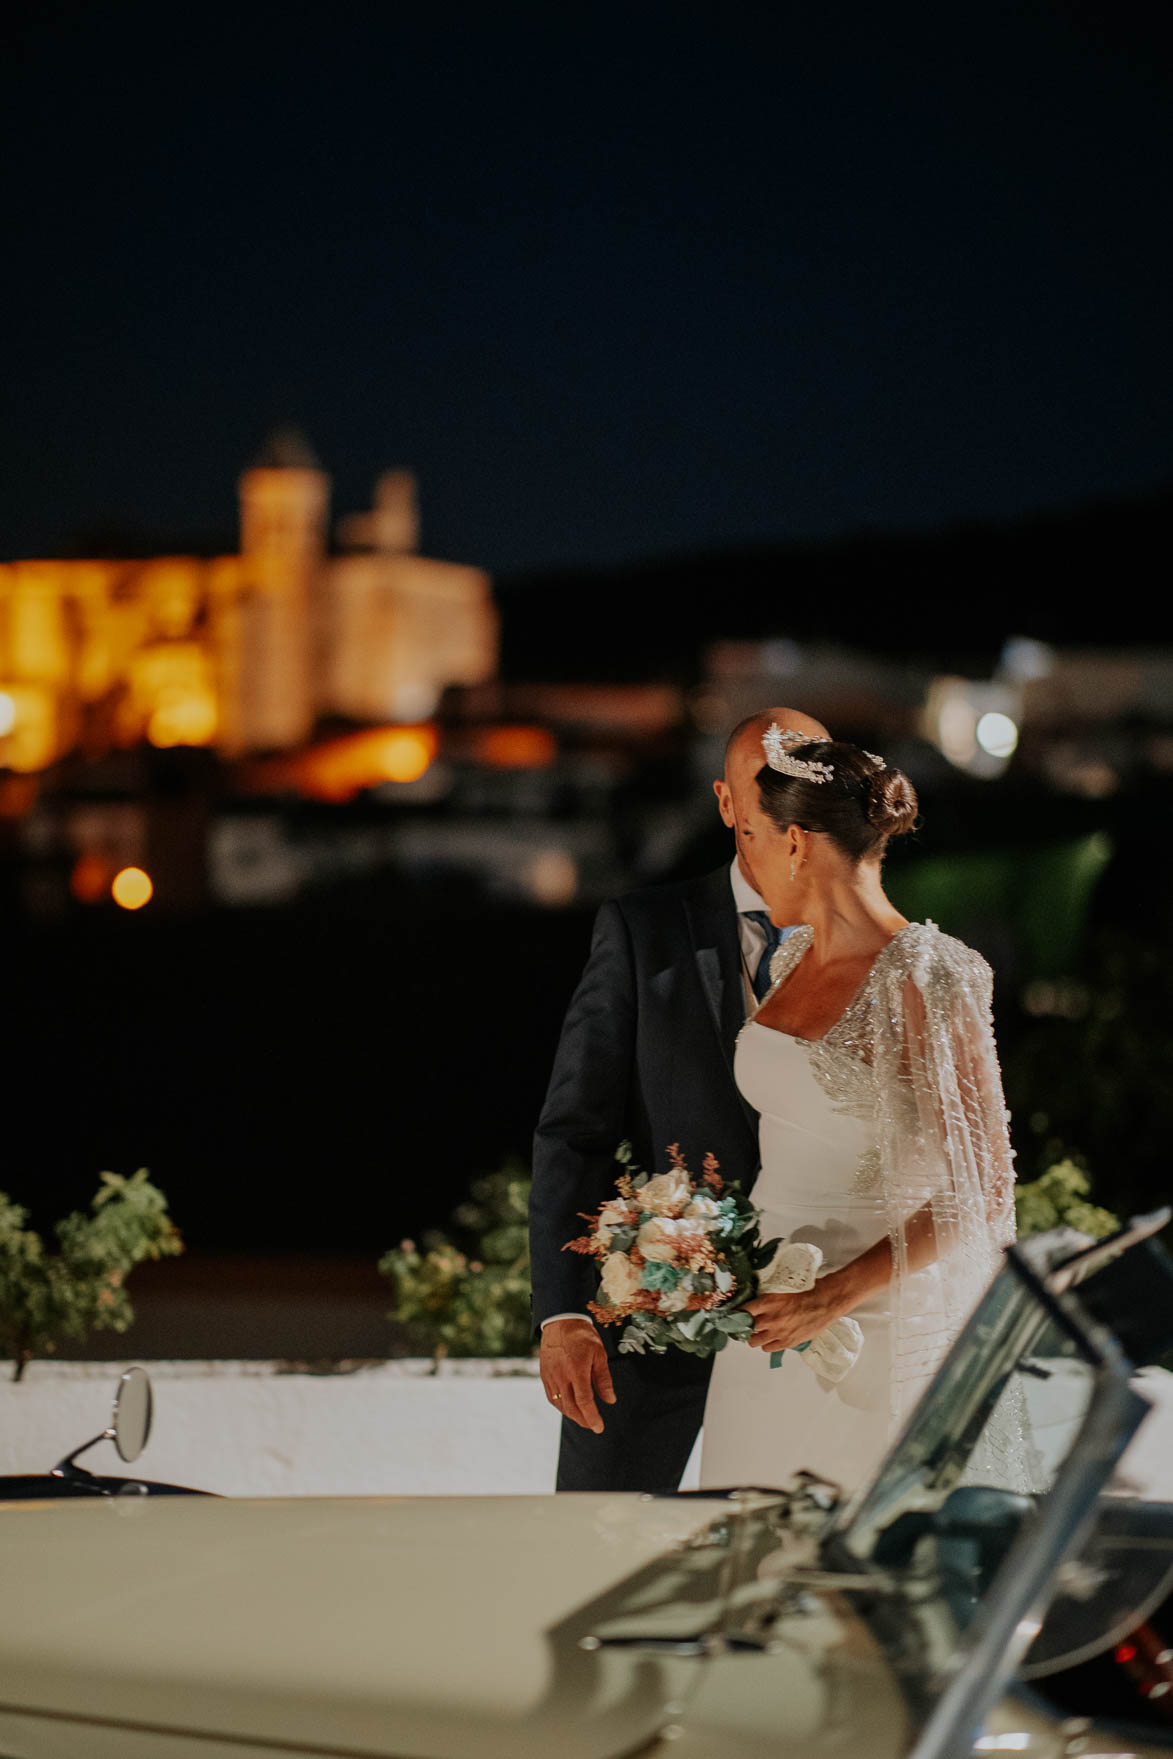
[700,920,1021,1494]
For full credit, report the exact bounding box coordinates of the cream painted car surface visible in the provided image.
[1,1491,909,1759]
[3,1221,1172,1759]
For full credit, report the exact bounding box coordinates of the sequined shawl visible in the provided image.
[766,920,1025,1470]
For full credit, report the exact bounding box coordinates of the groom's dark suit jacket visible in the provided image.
[531,865,760,1492]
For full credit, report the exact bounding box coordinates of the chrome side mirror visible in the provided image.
[52,1367,154,1480]
[112,1367,153,1463]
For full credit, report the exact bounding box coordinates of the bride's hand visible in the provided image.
[745,1281,846,1352]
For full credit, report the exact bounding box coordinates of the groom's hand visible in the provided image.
[540,1318,616,1432]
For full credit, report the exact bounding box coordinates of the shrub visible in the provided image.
[1015,1158,1120,1242]
[0,1169,183,1382]
[379,1163,533,1360]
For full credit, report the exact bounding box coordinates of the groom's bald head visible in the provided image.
[715,707,831,888]
[723,707,830,784]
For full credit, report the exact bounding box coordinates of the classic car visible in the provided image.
[2,1215,1172,1759]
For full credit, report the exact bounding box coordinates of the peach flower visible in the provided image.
[600,1252,642,1305]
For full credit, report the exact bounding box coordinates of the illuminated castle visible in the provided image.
[0,433,497,772]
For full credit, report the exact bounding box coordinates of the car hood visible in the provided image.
[0,1491,907,1759]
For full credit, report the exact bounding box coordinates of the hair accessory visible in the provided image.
[863,751,886,770]
[769,725,814,751]
[762,723,834,783]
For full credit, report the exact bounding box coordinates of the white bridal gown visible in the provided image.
[700,919,1026,1497]
[700,1017,896,1493]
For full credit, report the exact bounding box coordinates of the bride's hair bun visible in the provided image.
[757,739,918,862]
[866,766,918,840]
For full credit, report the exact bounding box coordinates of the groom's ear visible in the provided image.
[713,777,736,827]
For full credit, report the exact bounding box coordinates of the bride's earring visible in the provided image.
[789,858,798,883]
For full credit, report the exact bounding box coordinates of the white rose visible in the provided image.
[637,1217,688,1262]
[599,1200,634,1230]
[640,1169,691,1217]
[600,1252,642,1305]
[596,1199,636,1251]
[684,1194,721,1220]
[659,1288,691,1315]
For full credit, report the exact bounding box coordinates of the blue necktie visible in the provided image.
[743,910,785,1001]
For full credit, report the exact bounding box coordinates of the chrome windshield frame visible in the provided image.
[826,1245,1155,1759]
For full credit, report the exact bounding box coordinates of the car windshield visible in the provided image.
[572,1216,1169,1759]
[831,1218,1168,1576]
[822,1216,1170,1744]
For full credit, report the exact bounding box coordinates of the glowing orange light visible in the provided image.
[477,725,556,770]
[0,683,57,771]
[375,726,435,783]
[111,867,153,910]
[256,725,439,801]
[71,853,111,904]
[147,689,218,748]
[1117,1644,1138,1664]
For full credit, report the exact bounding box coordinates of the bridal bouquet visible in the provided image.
[565,1143,864,1378]
[564,1143,769,1357]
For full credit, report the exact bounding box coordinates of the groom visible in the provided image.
[531,705,830,1491]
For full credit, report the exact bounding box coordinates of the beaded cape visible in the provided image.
[761,919,1031,1485]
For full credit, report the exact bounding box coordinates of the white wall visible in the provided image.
[1,1358,1169,1500]
[0,1360,561,1497]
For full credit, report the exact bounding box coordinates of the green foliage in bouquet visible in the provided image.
[379,1162,534,1360]
[1015,1159,1120,1241]
[0,1169,183,1382]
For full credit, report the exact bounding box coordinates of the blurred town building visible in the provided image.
[0,433,497,770]
[3,453,1170,927]
[701,637,1173,793]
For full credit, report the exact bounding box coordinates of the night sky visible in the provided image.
[3,1,1171,578]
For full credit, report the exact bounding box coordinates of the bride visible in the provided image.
[700,729,1019,1493]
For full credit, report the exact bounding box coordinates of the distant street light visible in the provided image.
[976,711,1019,759]
[112,867,154,911]
[923,677,1022,779]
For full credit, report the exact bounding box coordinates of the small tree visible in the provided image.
[379,1163,534,1360]
[0,1169,183,1382]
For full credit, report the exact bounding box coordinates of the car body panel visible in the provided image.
[4,1221,1173,1759]
[4,1492,745,1759]
[0,1488,914,1759]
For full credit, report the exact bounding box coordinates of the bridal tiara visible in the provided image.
[762,723,834,783]
[761,724,889,783]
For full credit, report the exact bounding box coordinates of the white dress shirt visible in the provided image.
[730,855,775,1014]
[541,861,792,1332]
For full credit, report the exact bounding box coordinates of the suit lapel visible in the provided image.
[683,871,757,1136]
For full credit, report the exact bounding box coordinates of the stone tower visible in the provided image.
[230,429,330,751]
